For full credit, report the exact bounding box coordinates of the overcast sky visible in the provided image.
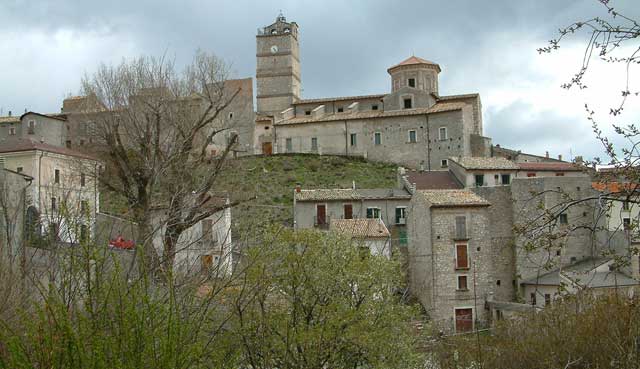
[1,0,638,161]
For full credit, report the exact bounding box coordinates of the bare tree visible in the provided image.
[78,51,245,277]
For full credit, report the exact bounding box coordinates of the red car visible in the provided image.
[109,236,135,250]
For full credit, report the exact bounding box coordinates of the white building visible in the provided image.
[0,137,100,246]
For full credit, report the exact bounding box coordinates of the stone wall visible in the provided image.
[275,109,472,169]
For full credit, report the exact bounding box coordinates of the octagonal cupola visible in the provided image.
[388,56,441,95]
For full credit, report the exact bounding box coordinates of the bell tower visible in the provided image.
[256,13,301,116]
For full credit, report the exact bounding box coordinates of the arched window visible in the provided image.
[271,29,278,35]
[284,28,291,33]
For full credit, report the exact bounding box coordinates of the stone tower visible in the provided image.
[256,14,301,116]
[387,56,441,96]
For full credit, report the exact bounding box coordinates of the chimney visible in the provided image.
[574,156,584,165]
[545,151,549,158]
[7,111,11,117]
[558,154,563,161]
[352,180,356,190]
[295,183,301,193]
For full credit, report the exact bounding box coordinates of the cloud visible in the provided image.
[1,0,639,160]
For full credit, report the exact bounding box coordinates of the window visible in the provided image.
[366,207,381,219]
[455,244,469,269]
[544,294,551,306]
[337,107,344,113]
[228,112,234,119]
[474,174,484,187]
[28,120,35,134]
[457,275,468,290]
[408,78,416,88]
[284,28,291,33]
[441,159,448,168]
[455,216,467,239]
[501,174,511,185]
[49,223,59,241]
[530,292,537,305]
[201,255,213,270]
[439,127,447,140]
[66,140,72,149]
[311,137,318,151]
[350,133,357,146]
[371,104,379,110]
[555,172,565,177]
[80,224,89,243]
[51,197,57,211]
[54,169,60,184]
[9,127,15,135]
[527,172,537,177]
[559,213,568,224]
[16,167,23,173]
[374,132,381,145]
[80,173,86,187]
[80,201,89,214]
[408,130,417,143]
[343,204,353,219]
[496,279,501,286]
[623,201,630,211]
[623,217,631,231]
[395,207,406,224]
[80,139,85,146]
[270,29,277,34]
[316,204,327,225]
[403,98,412,109]
[286,138,293,152]
[305,110,311,115]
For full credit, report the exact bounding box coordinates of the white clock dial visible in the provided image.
[270,45,279,54]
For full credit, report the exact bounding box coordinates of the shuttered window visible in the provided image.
[455,244,469,269]
[455,216,467,239]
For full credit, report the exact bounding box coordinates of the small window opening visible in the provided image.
[403,98,412,109]
[408,78,416,88]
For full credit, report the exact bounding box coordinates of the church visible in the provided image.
[252,14,490,170]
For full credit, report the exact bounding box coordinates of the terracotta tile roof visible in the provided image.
[450,156,519,170]
[21,111,67,122]
[0,116,20,124]
[517,162,582,172]
[388,56,442,73]
[292,94,386,105]
[0,138,98,161]
[276,102,465,126]
[436,93,480,101]
[330,218,390,238]
[255,114,272,122]
[414,189,490,207]
[592,181,640,194]
[405,170,463,190]
[295,188,411,202]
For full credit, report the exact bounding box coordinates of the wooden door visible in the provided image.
[344,204,353,219]
[455,308,473,333]
[316,204,326,225]
[262,142,273,155]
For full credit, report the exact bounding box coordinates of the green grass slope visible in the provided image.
[217,154,398,234]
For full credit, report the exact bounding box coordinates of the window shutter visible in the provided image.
[455,216,467,239]
[456,244,468,269]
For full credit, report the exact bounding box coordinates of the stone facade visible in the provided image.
[407,190,495,332]
[256,14,301,117]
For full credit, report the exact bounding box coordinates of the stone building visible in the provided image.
[0,138,100,246]
[330,218,391,259]
[407,189,494,332]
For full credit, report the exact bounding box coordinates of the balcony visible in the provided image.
[314,215,330,230]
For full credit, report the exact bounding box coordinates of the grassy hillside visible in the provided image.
[100,154,398,236]
[217,154,398,234]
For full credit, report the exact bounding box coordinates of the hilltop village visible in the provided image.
[0,14,638,333]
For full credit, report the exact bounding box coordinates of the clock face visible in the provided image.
[270,45,279,54]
